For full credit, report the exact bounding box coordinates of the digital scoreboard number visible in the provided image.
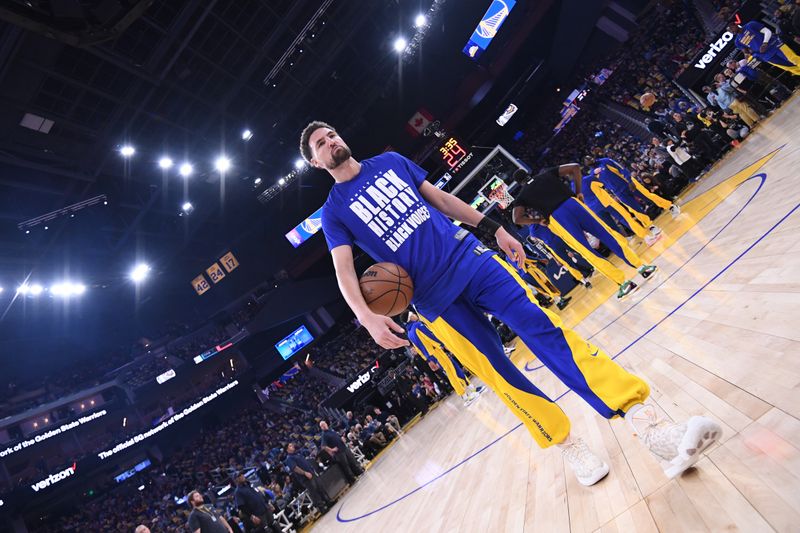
[437,137,474,174]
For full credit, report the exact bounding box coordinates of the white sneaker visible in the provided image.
[639,416,722,478]
[503,345,516,355]
[463,393,479,406]
[560,438,610,486]
[644,234,661,246]
[669,204,681,218]
[648,225,662,237]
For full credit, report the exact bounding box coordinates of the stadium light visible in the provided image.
[254,177,262,185]
[241,129,253,141]
[29,284,44,296]
[130,263,151,283]
[182,202,193,213]
[0,287,3,293]
[120,145,135,157]
[214,156,231,173]
[393,37,408,53]
[278,177,286,186]
[294,158,306,170]
[51,282,86,297]
[415,14,427,27]
[158,157,173,170]
[179,162,193,177]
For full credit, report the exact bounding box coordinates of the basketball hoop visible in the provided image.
[478,176,514,209]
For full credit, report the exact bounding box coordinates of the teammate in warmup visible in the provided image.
[301,121,721,485]
[585,155,680,220]
[510,165,656,299]
[526,223,594,288]
[407,311,483,405]
[581,170,660,245]
[730,20,800,76]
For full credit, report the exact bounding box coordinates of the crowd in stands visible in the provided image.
[31,323,454,533]
[309,324,380,379]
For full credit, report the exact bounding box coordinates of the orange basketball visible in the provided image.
[359,262,414,317]
[640,92,656,108]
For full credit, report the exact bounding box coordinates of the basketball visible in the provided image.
[639,92,656,108]
[359,262,414,316]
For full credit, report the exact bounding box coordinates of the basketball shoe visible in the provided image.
[617,280,638,299]
[560,437,610,486]
[638,264,658,280]
[626,404,722,478]
[669,204,681,218]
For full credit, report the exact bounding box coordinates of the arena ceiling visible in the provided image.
[0,0,630,376]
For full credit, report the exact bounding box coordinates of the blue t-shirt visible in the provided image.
[735,21,784,62]
[322,152,494,319]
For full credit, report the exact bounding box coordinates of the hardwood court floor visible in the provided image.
[312,97,800,533]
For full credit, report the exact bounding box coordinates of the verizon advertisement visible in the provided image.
[676,0,763,89]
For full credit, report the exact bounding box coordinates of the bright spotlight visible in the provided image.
[179,162,193,177]
[414,14,427,27]
[278,177,286,186]
[294,158,306,170]
[254,177,262,185]
[158,157,173,169]
[0,287,3,293]
[182,202,194,213]
[241,129,253,141]
[120,145,135,157]
[29,284,44,296]
[130,263,151,283]
[214,156,231,173]
[51,282,86,297]
[17,284,28,295]
[393,37,408,53]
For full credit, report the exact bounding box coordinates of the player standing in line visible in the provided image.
[510,165,656,299]
[526,224,594,288]
[302,121,721,485]
[407,312,483,405]
[585,155,680,219]
[581,171,661,246]
[730,21,800,76]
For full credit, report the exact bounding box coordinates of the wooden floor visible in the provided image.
[312,97,800,533]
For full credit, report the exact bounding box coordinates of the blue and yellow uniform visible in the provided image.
[323,153,649,448]
[735,21,800,76]
[595,157,673,212]
[521,256,561,300]
[527,224,589,283]
[582,173,651,240]
[407,320,469,396]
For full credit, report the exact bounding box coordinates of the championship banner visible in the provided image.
[206,262,226,284]
[191,274,211,295]
[219,251,239,273]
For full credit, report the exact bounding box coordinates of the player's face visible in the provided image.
[309,127,352,170]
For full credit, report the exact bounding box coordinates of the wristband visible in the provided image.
[477,216,502,235]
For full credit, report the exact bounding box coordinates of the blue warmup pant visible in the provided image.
[547,198,643,285]
[423,255,650,448]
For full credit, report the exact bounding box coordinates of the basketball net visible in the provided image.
[486,182,514,209]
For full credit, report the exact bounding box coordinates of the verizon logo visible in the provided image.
[694,32,734,69]
[346,372,371,393]
[31,463,76,492]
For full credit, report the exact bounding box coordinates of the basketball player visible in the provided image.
[521,254,571,310]
[581,171,661,246]
[406,311,483,404]
[526,224,593,288]
[301,121,721,485]
[585,156,680,219]
[730,21,800,76]
[510,165,655,299]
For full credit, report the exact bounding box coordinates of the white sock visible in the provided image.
[625,403,659,436]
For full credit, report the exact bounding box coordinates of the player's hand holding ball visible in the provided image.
[359,263,412,349]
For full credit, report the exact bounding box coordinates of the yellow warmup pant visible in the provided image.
[423,256,650,448]
[413,336,470,396]
[524,259,560,299]
[548,198,643,285]
[590,181,651,239]
[770,44,800,76]
[631,178,672,210]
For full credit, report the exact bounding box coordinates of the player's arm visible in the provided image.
[330,245,409,349]
[511,206,538,226]
[557,163,583,198]
[418,180,525,267]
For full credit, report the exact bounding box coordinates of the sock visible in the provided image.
[556,433,574,448]
[625,403,659,436]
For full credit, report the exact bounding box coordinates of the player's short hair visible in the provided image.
[300,121,335,163]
